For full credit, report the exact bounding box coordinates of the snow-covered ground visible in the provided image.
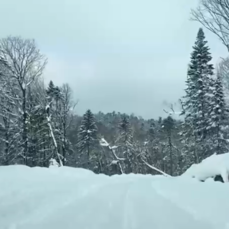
[1,165,229,229]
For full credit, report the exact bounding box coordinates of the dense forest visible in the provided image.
[1,1,229,176]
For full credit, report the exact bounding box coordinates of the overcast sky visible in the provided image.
[0,0,228,119]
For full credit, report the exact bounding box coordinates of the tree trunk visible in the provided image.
[3,117,9,165]
[62,118,66,165]
[194,133,199,163]
[87,143,90,169]
[168,135,173,176]
[22,88,28,165]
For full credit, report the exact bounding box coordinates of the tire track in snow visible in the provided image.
[150,180,220,229]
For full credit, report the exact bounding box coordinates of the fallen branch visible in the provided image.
[141,158,171,177]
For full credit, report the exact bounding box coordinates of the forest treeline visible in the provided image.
[1,0,229,176]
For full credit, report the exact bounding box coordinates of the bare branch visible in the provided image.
[191,0,229,51]
[0,36,47,87]
[217,56,229,92]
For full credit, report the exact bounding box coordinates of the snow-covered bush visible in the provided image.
[49,158,60,168]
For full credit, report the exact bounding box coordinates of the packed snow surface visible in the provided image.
[1,165,229,229]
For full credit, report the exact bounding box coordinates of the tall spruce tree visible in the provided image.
[77,109,98,167]
[181,28,214,162]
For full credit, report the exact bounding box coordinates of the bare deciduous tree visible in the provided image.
[0,36,47,165]
[60,83,76,164]
[215,57,229,110]
[217,57,229,89]
[191,0,229,51]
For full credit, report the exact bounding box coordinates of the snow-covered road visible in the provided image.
[0,165,229,229]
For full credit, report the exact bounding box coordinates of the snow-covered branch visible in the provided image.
[46,103,63,167]
[141,158,171,177]
[100,138,124,174]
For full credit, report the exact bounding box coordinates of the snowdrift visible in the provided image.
[1,165,229,229]
[182,153,229,182]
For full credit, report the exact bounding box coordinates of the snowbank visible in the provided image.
[0,165,229,229]
[182,153,229,182]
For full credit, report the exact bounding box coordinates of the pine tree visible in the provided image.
[148,120,155,143]
[46,81,55,97]
[181,28,214,162]
[118,115,134,173]
[208,73,229,154]
[77,110,98,167]
[118,115,133,146]
[146,120,158,163]
[162,116,175,175]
